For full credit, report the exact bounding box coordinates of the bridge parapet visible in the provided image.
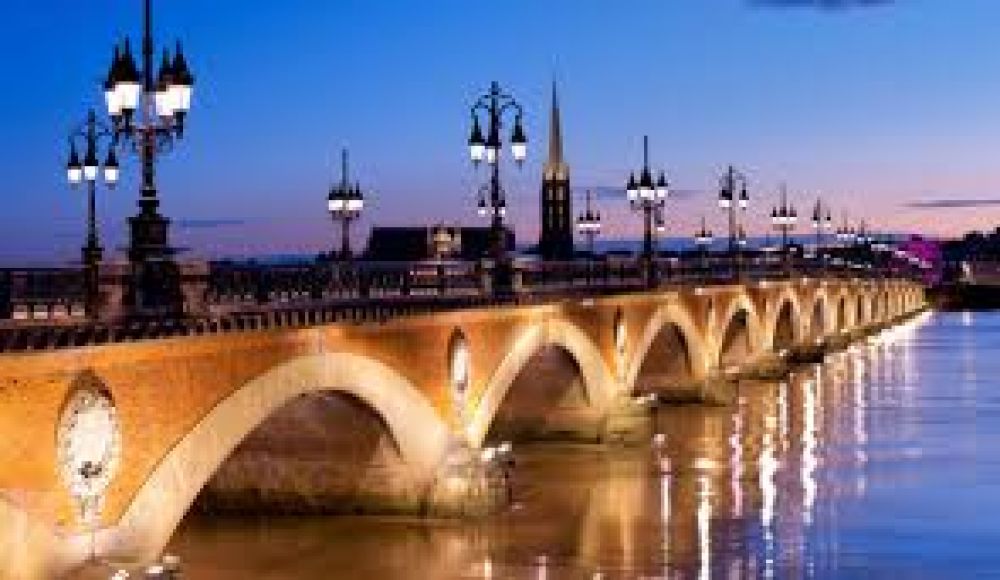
[0,254,925,354]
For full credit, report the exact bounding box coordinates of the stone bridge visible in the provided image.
[0,278,925,578]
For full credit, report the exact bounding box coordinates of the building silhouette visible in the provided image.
[365,226,515,262]
[538,82,573,260]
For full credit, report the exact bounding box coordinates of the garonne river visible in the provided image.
[157,310,998,579]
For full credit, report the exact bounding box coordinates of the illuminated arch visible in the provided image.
[835,293,849,332]
[97,352,452,565]
[713,292,763,368]
[626,301,709,393]
[763,287,804,352]
[807,289,834,340]
[467,318,615,448]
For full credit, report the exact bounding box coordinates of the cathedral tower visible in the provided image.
[539,82,574,260]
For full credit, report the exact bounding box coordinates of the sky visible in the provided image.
[2,0,1000,264]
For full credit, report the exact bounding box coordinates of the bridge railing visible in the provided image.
[517,253,907,291]
[206,260,486,313]
[0,255,919,315]
[0,268,88,323]
[0,254,921,353]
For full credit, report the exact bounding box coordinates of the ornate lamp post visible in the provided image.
[467,82,527,266]
[870,231,892,276]
[717,166,750,275]
[327,149,366,260]
[576,190,602,285]
[736,225,749,250]
[833,213,857,271]
[855,220,874,270]
[625,136,669,287]
[694,216,714,273]
[770,185,797,269]
[855,220,870,247]
[576,190,602,256]
[96,0,194,313]
[810,198,833,265]
[835,213,857,246]
[66,109,119,318]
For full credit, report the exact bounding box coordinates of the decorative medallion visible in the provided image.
[56,373,121,525]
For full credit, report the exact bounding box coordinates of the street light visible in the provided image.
[770,184,797,268]
[855,220,870,246]
[854,220,875,270]
[718,166,750,275]
[327,149,366,260]
[835,212,857,246]
[66,109,118,319]
[870,231,893,277]
[576,189,602,284]
[576,189,602,256]
[93,0,195,313]
[810,198,833,264]
[694,216,713,273]
[467,81,527,265]
[625,136,669,287]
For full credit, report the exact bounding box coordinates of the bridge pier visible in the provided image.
[600,393,656,444]
[424,439,508,517]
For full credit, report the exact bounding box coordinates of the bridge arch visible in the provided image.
[835,294,849,332]
[96,352,452,565]
[627,302,709,395]
[764,289,804,352]
[807,291,832,341]
[467,318,615,448]
[714,293,763,370]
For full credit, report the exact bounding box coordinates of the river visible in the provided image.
[163,310,1000,578]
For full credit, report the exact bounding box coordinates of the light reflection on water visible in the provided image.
[166,311,1000,578]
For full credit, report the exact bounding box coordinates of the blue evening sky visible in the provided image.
[1,0,999,263]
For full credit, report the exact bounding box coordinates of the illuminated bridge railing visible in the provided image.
[0,268,89,323]
[0,254,919,353]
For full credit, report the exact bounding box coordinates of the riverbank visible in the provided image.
[928,283,1000,310]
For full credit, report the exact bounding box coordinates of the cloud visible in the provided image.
[175,218,248,229]
[750,0,893,9]
[905,199,1000,209]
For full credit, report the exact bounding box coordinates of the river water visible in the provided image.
[165,310,1000,579]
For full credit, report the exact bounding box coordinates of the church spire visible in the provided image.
[545,80,568,181]
[548,81,563,166]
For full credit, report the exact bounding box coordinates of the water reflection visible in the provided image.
[802,373,819,526]
[696,473,711,580]
[158,312,1000,579]
[760,405,777,579]
[659,469,671,575]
